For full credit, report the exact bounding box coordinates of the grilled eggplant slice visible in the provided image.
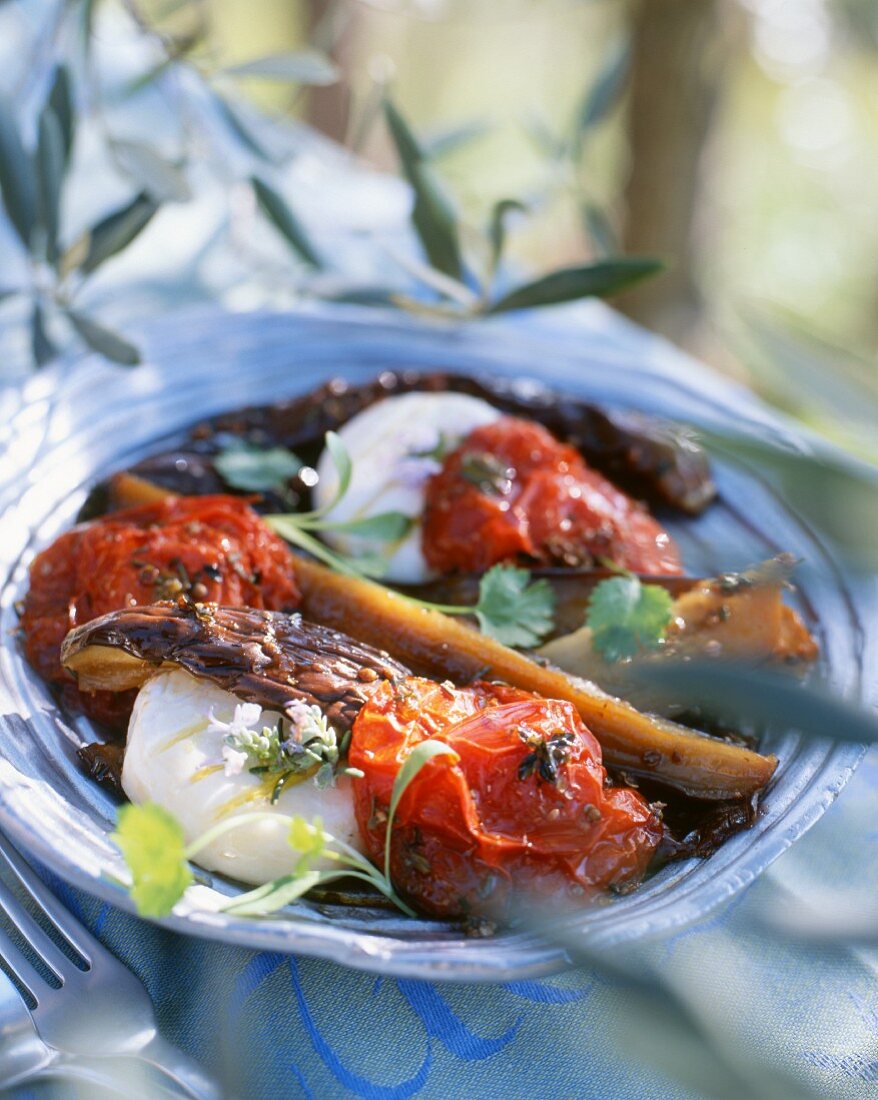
[79,371,716,522]
[61,601,410,732]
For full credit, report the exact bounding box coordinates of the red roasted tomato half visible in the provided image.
[349,676,663,920]
[423,416,682,576]
[20,495,300,727]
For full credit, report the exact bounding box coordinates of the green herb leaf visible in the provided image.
[46,65,74,168]
[35,109,65,267]
[223,50,339,85]
[288,814,328,869]
[385,740,459,882]
[221,870,322,916]
[251,176,322,268]
[66,310,141,366]
[317,511,413,541]
[0,96,37,249]
[487,258,662,314]
[112,802,193,917]
[322,430,352,510]
[487,198,527,276]
[383,99,463,280]
[80,191,159,275]
[586,575,673,662]
[577,39,631,134]
[215,442,302,492]
[31,302,57,368]
[474,564,556,648]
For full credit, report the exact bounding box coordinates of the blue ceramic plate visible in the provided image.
[0,305,868,981]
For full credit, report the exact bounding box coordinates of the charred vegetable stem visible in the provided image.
[293,556,777,800]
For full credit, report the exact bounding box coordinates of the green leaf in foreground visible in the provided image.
[385,740,459,883]
[0,95,37,249]
[113,802,193,917]
[487,258,663,314]
[215,442,302,492]
[474,564,556,648]
[46,64,75,168]
[251,176,322,267]
[66,310,141,366]
[31,303,58,368]
[487,198,527,276]
[80,191,159,276]
[35,108,65,266]
[586,575,673,663]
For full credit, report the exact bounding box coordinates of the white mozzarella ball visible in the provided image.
[122,668,363,885]
[314,391,501,583]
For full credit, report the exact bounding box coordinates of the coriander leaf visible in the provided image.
[475,564,556,648]
[385,740,459,882]
[112,802,193,917]
[586,575,673,662]
[215,442,302,492]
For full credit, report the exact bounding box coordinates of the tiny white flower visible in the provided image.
[207,702,263,740]
[222,743,249,778]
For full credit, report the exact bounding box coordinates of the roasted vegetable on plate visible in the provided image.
[18,372,817,926]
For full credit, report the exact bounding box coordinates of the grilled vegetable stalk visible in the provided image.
[539,555,818,710]
[293,556,776,800]
[61,602,410,732]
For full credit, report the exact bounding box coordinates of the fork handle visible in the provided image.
[136,1034,225,1100]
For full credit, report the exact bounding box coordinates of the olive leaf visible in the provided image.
[0,96,37,249]
[211,90,271,161]
[251,176,322,268]
[318,511,413,541]
[35,109,65,266]
[79,191,159,275]
[487,198,527,276]
[112,140,190,202]
[383,99,463,280]
[222,50,339,86]
[631,660,878,745]
[577,39,631,135]
[46,65,75,168]
[66,310,141,366]
[31,303,58,368]
[486,258,663,314]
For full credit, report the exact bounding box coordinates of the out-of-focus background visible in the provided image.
[204,0,878,433]
[2,0,877,457]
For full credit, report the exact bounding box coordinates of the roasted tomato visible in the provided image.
[20,495,300,727]
[423,417,682,576]
[349,677,663,919]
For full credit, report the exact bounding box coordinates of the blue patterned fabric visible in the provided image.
[9,745,876,1099]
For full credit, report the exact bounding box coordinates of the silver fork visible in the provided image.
[0,830,222,1097]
